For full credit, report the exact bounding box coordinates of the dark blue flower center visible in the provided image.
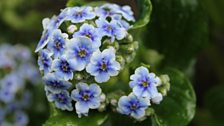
[85,33,92,38]
[78,49,87,57]
[106,25,112,31]
[130,103,139,111]
[82,94,90,101]
[141,81,149,87]
[56,93,67,103]
[49,81,63,88]
[74,11,84,18]
[54,40,63,50]
[60,61,70,72]
[7,82,12,86]
[100,63,107,71]
[4,91,9,96]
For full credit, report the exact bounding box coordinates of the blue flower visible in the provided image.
[0,74,23,103]
[35,16,58,52]
[38,49,53,74]
[86,47,121,83]
[47,90,73,111]
[18,63,40,84]
[43,73,71,93]
[0,54,15,68]
[0,88,15,103]
[67,6,96,23]
[55,8,70,26]
[73,24,101,49]
[95,4,120,18]
[117,93,150,120]
[14,45,31,61]
[71,83,102,117]
[47,29,67,58]
[66,37,94,71]
[52,57,77,81]
[96,18,126,42]
[1,73,23,93]
[35,30,51,53]
[119,5,135,22]
[14,111,28,126]
[129,66,161,99]
[112,15,131,30]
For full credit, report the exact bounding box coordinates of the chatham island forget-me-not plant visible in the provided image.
[35,1,170,124]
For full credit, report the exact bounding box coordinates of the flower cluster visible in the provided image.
[0,44,40,126]
[117,66,169,120]
[35,3,136,117]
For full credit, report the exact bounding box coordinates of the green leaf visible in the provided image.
[204,85,224,122]
[102,112,153,126]
[66,0,107,7]
[199,0,224,28]
[142,0,209,70]
[43,110,108,126]
[152,68,196,126]
[131,0,152,29]
[66,0,86,7]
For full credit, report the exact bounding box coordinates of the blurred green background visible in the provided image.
[0,0,224,125]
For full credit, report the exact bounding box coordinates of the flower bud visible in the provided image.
[110,99,118,106]
[67,25,77,34]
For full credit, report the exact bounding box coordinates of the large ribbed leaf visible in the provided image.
[143,0,208,70]
[43,109,108,126]
[152,68,196,126]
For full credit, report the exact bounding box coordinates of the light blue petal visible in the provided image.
[47,93,55,102]
[64,72,73,81]
[96,18,106,28]
[71,89,80,101]
[35,31,50,52]
[108,68,119,76]
[129,80,137,88]
[115,28,126,40]
[102,47,116,61]
[86,63,99,76]
[135,66,149,77]
[65,103,73,111]
[76,82,89,91]
[148,85,159,98]
[117,96,130,114]
[131,108,145,119]
[95,73,110,83]
[89,49,102,63]
[118,96,129,107]
[75,60,86,71]
[108,61,121,76]
[133,86,145,97]
[89,84,102,96]
[75,101,89,115]
[130,74,141,81]
[88,97,101,109]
